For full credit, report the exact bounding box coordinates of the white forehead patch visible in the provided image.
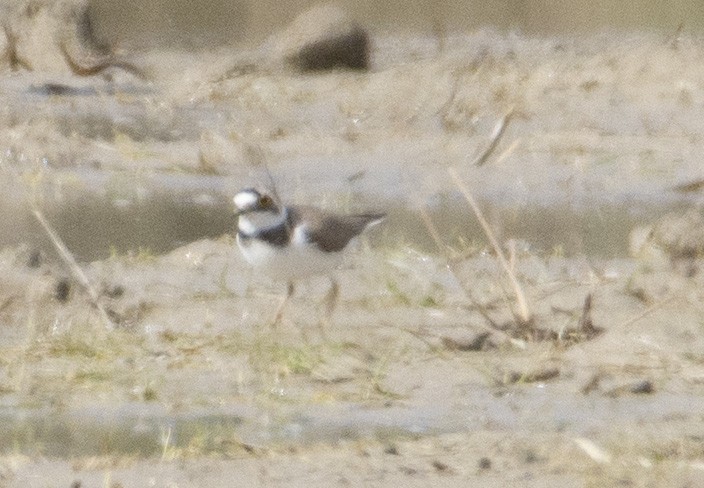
[233,190,259,209]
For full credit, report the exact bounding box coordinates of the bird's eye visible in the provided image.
[260,195,272,207]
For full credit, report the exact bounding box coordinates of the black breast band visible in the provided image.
[238,221,291,248]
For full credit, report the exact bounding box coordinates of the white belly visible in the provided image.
[236,234,342,282]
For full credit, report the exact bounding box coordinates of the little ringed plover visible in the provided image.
[233,188,385,327]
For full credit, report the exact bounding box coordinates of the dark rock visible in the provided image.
[261,4,370,73]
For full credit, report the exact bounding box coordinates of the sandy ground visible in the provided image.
[1,1,704,486]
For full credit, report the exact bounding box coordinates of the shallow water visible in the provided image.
[1,176,695,262]
[2,384,701,457]
[2,60,702,260]
[0,86,697,260]
[90,0,704,50]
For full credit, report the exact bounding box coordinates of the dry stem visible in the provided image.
[418,206,526,349]
[472,109,513,166]
[619,294,677,330]
[448,167,532,325]
[32,209,115,330]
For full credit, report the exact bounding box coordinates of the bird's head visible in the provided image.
[233,188,279,216]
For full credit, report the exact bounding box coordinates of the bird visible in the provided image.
[233,188,385,330]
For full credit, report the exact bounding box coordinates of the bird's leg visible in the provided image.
[272,281,294,328]
[324,277,339,317]
[318,277,339,338]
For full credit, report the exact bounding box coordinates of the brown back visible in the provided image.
[288,206,385,252]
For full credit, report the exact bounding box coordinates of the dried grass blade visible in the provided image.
[448,167,532,324]
[32,209,115,330]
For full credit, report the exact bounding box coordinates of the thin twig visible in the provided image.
[667,22,685,50]
[472,108,513,166]
[419,206,526,349]
[385,323,448,356]
[32,209,115,330]
[620,295,677,330]
[577,293,594,332]
[448,167,532,324]
[493,138,521,166]
[244,143,283,208]
[419,206,447,254]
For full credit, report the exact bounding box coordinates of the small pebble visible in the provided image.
[55,278,71,302]
[478,457,492,470]
[27,250,42,268]
[630,379,654,394]
[384,444,399,455]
